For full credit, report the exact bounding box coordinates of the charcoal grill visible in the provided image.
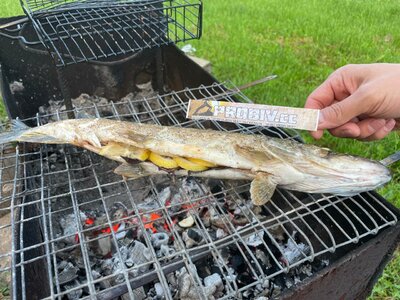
[0,14,399,300]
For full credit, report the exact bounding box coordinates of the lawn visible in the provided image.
[0,0,399,298]
[189,1,400,298]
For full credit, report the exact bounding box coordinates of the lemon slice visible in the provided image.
[149,152,178,169]
[99,142,150,161]
[187,157,217,168]
[173,156,209,172]
[99,142,126,157]
[128,148,150,161]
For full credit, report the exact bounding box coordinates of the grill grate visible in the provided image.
[0,82,398,299]
[20,0,202,66]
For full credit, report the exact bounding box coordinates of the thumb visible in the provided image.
[318,91,367,130]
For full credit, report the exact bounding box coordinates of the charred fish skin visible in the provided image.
[0,118,392,205]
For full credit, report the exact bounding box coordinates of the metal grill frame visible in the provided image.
[21,0,167,13]
[0,82,398,299]
[20,0,203,66]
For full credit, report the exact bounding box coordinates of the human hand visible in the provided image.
[305,63,400,140]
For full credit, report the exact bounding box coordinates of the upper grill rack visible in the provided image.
[0,82,397,299]
[21,0,165,13]
[19,0,203,66]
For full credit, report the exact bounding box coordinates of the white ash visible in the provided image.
[121,287,146,300]
[63,280,83,300]
[157,244,175,258]
[56,261,78,285]
[279,237,311,265]
[94,234,112,258]
[9,80,24,94]
[255,249,271,269]
[115,222,127,240]
[38,81,170,122]
[58,212,87,245]
[215,228,226,239]
[177,267,218,300]
[129,241,153,274]
[246,231,264,247]
[182,228,204,248]
[151,232,169,249]
[50,178,330,299]
[178,178,209,202]
[204,273,224,298]
[225,267,237,282]
[154,282,164,298]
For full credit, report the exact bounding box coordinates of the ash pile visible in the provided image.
[37,81,175,123]
[50,174,329,299]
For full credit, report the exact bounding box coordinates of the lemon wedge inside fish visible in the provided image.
[149,152,178,169]
[99,142,150,161]
[187,157,217,167]
[173,157,209,171]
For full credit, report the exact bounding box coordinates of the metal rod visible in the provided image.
[236,74,278,91]
[0,17,29,30]
[380,151,400,166]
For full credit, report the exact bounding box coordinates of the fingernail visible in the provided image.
[368,119,386,131]
[384,119,396,132]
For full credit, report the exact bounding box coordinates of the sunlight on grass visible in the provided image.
[0,2,23,17]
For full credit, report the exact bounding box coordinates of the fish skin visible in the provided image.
[0,118,392,204]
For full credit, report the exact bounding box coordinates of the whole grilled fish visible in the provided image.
[0,118,391,205]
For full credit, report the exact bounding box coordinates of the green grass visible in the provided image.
[188,2,400,297]
[0,2,23,17]
[0,0,399,298]
[188,1,400,201]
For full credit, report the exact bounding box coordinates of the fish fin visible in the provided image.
[235,145,282,170]
[250,173,277,206]
[11,119,30,131]
[0,120,61,144]
[117,132,148,148]
[0,119,30,144]
[114,162,166,179]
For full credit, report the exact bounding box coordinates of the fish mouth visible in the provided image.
[284,161,392,196]
[320,165,391,196]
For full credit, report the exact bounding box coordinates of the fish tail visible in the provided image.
[0,119,31,144]
[0,120,61,145]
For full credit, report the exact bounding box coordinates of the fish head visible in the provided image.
[322,153,391,195]
[291,145,392,195]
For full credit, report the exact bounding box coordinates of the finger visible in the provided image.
[309,129,324,139]
[309,109,361,140]
[328,122,361,138]
[318,88,369,130]
[359,119,396,141]
[356,118,386,139]
[305,72,350,110]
